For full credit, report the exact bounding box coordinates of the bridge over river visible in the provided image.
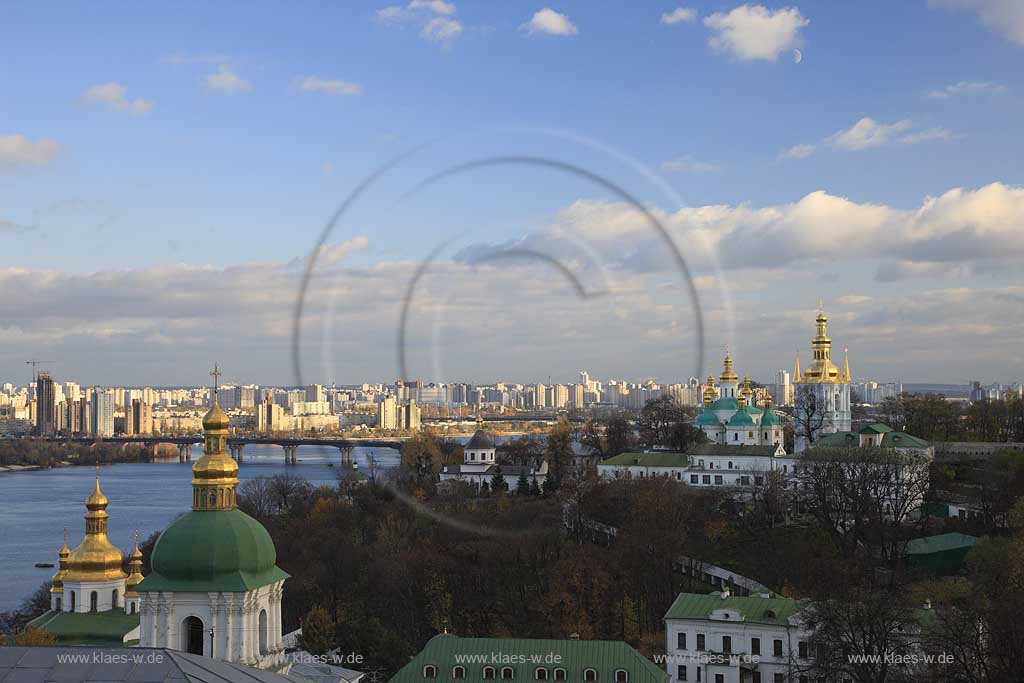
[40,436,405,464]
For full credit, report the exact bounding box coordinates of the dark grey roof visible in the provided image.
[466,429,495,449]
[0,647,302,683]
[443,464,539,477]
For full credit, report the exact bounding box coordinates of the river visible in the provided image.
[0,444,400,611]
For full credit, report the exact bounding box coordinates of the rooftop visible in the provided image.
[687,443,778,457]
[0,647,297,682]
[390,635,666,683]
[905,532,978,556]
[25,610,139,646]
[664,592,802,627]
[600,451,690,468]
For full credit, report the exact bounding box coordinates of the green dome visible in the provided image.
[760,409,782,426]
[137,509,289,593]
[695,409,722,426]
[727,409,755,427]
[709,396,739,411]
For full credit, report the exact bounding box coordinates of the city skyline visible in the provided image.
[2,2,1023,385]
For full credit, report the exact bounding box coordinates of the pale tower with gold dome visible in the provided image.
[793,304,853,452]
[58,465,129,613]
[137,365,289,669]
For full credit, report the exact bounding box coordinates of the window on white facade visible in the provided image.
[554,669,567,681]
[677,632,686,649]
[690,475,698,484]
[484,667,496,679]
[696,633,705,651]
[677,665,686,681]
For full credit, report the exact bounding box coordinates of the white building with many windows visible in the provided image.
[664,591,812,683]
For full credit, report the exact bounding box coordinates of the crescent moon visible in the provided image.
[793,49,802,64]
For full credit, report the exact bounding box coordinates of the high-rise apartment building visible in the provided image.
[91,389,115,437]
[35,372,56,436]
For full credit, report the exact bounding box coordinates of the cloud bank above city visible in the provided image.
[1,2,1022,386]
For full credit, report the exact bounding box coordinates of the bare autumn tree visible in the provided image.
[793,385,827,450]
[799,447,883,559]
[749,469,790,529]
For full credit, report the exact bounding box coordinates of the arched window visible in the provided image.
[614,672,628,683]
[69,591,76,611]
[55,597,62,611]
[501,667,514,680]
[584,670,598,682]
[453,666,466,679]
[483,667,496,680]
[554,670,567,682]
[423,665,437,679]
[259,609,268,655]
[130,601,136,615]
[112,589,119,608]
[727,461,733,470]
[536,668,549,680]
[183,616,204,655]
[89,591,98,612]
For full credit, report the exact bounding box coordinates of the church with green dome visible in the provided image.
[694,351,785,452]
[136,366,289,669]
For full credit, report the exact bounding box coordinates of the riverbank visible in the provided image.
[0,462,71,474]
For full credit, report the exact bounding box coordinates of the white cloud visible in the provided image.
[826,117,912,150]
[294,76,363,96]
[204,65,252,94]
[81,83,154,115]
[928,80,1008,99]
[837,295,872,305]
[524,8,579,36]
[899,126,960,144]
[0,134,61,168]
[661,7,696,25]
[660,155,722,173]
[378,1,464,47]
[421,16,463,45]
[780,143,815,160]
[409,0,455,14]
[928,0,1024,45]
[703,4,808,61]
[784,118,959,159]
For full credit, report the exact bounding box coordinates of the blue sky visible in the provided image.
[2,1,1023,387]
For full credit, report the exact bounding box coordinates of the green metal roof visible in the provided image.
[664,592,801,627]
[138,509,289,593]
[726,409,755,427]
[26,610,139,645]
[390,635,666,683]
[686,443,777,457]
[760,410,782,426]
[905,533,978,556]
[601,451,690,468]
[858,423,893,435]
[814,426,930,450]
[709,397,738,411]
[694,409,722,426]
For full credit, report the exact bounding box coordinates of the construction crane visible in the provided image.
[25,359,55,386]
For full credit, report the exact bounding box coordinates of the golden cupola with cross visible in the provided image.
[63,466,127,583]
[795,303,851,384]
[191,363,240,511]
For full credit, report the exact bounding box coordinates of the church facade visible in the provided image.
[136,375,290,669]
[792,306,853,451]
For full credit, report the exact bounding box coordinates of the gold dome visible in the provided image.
[203,401,230,431]
[51,529,71,593]
[796,305,846,384]
[192,366,240,511]
[125,530,145,594]
[64,471,127,583]
[719,350,739,384]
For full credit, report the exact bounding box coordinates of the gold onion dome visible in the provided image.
[125,531,145,593]
[719,351,738,384]
[740,375,754,399]
[796,303,845,384]
[191,365,239,511]
[64,467,126,583]
[51,529,71,593]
